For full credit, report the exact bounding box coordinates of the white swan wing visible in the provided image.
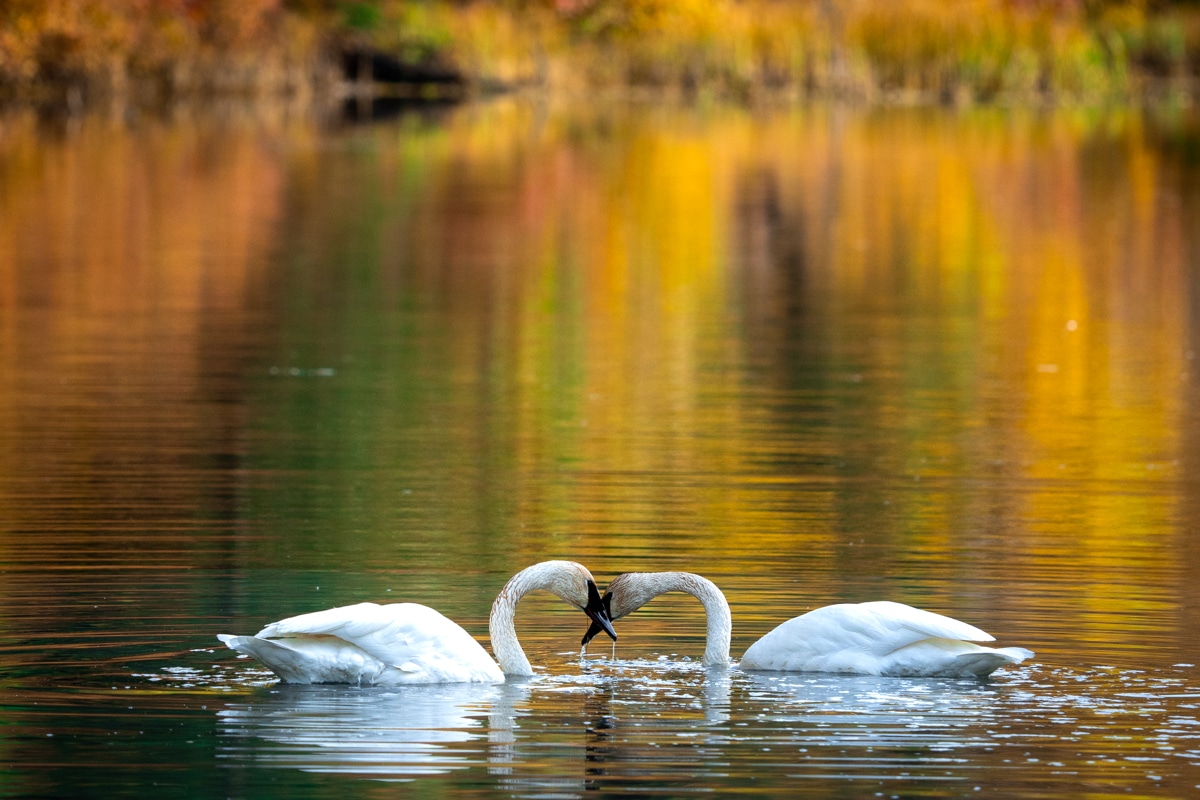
[223,602,503,684]
[847,600,995,644]
[739,601,1025,676]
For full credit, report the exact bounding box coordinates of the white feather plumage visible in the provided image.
[739,600,1034,677]
[219,602,503,684]
[218,560,609,685]
[595,573,1033,678]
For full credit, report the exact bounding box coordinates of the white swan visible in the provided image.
[218,560,616,685]
[582,572,1032,678]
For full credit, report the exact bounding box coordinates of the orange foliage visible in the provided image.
[1,0,1195,101]
[0,0,291,94]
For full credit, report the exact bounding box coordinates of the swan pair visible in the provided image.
[218,563,1033,685]
[582,572,1033,678]
[218,560,616,685]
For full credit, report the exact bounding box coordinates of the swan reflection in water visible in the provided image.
[217,681,530,780]
[741,670,1011,751]
[215,666,732,792]
[579,659,1017,758]
[215,664,1018,789]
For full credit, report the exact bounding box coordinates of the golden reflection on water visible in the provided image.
[0,101,1198,671]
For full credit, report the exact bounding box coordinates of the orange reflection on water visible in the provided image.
[0,101,1197,666]
[0,109,300,577]
[382,102,1200,659]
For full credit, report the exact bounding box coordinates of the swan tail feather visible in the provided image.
[217,634,386,685]
[995,647,1035,663]
[949,646,1034,678]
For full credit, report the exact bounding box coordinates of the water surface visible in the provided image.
[1,100,1199,797]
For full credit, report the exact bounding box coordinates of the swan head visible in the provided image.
[497,560,617,643]
[580,572,730,653]
[545,561,617,642]
[580,571,658,646]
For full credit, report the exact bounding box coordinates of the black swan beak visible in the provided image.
[582,586,615,646]
[583,581,617,643]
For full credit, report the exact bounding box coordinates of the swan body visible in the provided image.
[218,560,615,685]
[739,600,1034,677]
[217,602,503,684]
[586,572,1032,678]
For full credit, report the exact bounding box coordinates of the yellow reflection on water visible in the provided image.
[0,101,1197,665]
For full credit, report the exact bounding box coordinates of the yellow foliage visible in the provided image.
[0,0,1195,102]
[848,0,1130,99]
[0,0,302,98]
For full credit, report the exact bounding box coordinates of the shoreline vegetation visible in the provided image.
[2,1,1199,111]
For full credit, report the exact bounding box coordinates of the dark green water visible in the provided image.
[1,100,1199,797]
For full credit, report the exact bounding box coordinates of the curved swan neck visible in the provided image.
[488,561,592,677]
[677,573,733,666]
[615,572,732,666]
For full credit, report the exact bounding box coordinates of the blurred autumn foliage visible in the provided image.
[1,0,1198,104]
[557,0,1200,98]
[0,0,327,102]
